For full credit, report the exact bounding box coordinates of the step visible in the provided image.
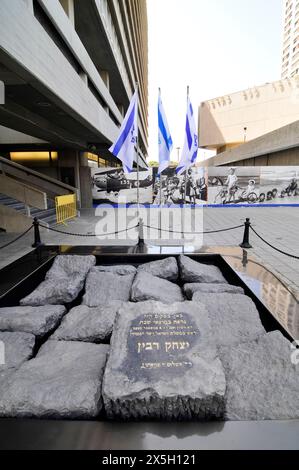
[0,196,15,204]
[31,208,56,218]
[4,202,26,211]
[40,215,57,226]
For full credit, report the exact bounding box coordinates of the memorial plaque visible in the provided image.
[125,311,199,380]
[103,301,226,421]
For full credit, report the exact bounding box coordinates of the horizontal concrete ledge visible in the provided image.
[202,120,299,166]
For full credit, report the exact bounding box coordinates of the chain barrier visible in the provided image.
[0,225,33,250]
[38,223,138,238]
[143,223,244,235]
[250,225,299,260]
[1,218,299,262]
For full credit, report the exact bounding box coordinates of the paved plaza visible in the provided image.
[0,206,298,298]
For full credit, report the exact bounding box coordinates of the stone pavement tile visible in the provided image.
[20,255,96,306]
[131,271,184,303]
[0,331,35,371]
[0,340,109,419]
[220,331,299,420]
[52,301,125,343]
[0,305,66,338]
[82,270,135,306]
[193,293,265,347]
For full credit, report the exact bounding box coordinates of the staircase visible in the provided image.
[0,156,78,232]
[0,194,57,227]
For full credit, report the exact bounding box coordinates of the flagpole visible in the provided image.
[158,88,162,241]
[136,147,140,214]
[135,83,140,216]
[184,85,189,206]
[182,85,189,246]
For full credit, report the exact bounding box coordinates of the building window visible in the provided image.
[10,151,58,166]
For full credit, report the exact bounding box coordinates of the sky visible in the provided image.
[147,0,284,162]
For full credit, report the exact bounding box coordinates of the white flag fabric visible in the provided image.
[158,90,173,175]
[109,89,138,173]
[176,95,198,175]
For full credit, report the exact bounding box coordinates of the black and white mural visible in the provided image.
[208,166,299,205]
[208,167,261,205]
[91,165,299,206]
[153,166,207,205]
[91,167,153,204]
[260,167,299,204]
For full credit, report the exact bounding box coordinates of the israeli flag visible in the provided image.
[176,95,198,175]
[109,89,138,173]
[158,90,173,175]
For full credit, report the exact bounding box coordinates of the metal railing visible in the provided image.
[55,194,77,224]
[0,156,77,199]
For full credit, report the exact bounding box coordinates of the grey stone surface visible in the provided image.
[131,272,184,304]
[193,293,265,347]
[184,283,244,299]
[82,269,135,307]
[0,340,109,419]
[0,305,66,338]
[20,255,96,306]
[137,257,178,281]
[94,265,137,275]
[220,331,299,420]
[0,331,35,371]
[103,301,226,420]
[52,301,125,343]
[178,255,227,284]
[0,370,15,389]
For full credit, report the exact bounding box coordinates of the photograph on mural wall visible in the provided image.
[153,166,207,205]
[208,167,261,205]
[91,167,153,204]
[259,167,299,204]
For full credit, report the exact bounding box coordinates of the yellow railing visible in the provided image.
[55,194,76,224]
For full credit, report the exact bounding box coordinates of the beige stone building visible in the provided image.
[199,76,299,156]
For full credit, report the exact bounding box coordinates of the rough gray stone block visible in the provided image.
[0,331,35,371]
[0,305,66,338]
[20,255,96,306]
[184,283,244,299]
[102,301,226,420]
[178,255,227,284]
[94,265,137,275]
[220,331,299,420]
[0,340,109,419]
[52,301,125,343]
[131,272,184,304]
[82,270,135,307]
[45,255,96,279]
[0,370,15,389]
[193,293,265,347]
[137,257,178,281]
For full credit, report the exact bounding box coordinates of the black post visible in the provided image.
[137,217,145,249]
[32,217,42,248]
[239,218,252,249]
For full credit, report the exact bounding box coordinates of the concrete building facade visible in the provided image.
[202,120,299,167]
[199,76,299,156]
[0,0,148,209]
[281,0,299,79]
